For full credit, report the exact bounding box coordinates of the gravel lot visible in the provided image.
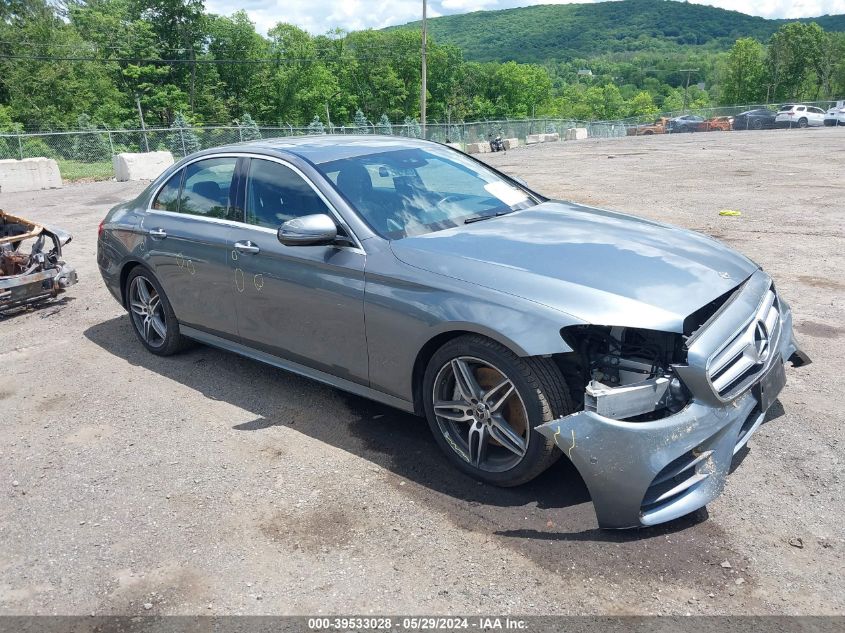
[1,128,843,616]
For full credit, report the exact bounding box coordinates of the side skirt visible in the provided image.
[180,325,416,414]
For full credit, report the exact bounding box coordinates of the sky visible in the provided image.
[203,0,845,36]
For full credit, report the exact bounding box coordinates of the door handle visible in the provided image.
[234,240,260,255]
[148,228,167,239]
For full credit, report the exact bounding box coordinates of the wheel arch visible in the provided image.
[119,259,154,309]
[409,323,573,415]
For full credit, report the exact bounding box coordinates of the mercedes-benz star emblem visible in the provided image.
[754,320,770,362]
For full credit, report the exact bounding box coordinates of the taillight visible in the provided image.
[98,219,105,238]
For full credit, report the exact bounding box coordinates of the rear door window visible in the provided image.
[180,158,238,219]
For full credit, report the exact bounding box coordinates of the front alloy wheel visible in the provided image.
[433,356,529,472]
[423,335,573,487]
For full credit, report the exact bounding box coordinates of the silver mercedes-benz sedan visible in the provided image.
[97,135,810,528]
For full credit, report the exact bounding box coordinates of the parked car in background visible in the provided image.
[733,109,777,130]
[626,117,669,136]
[667,114,704,133]
[824,100,845,126]
[97,135,810,529]
[775,104,826,128]
[702,116,733,131]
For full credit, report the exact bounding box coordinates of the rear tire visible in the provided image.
[125,267,189,356]
[752,119,763,130]
[798,117,808,128]
[422,335,573,487]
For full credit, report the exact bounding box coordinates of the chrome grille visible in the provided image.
[707,286,780,399]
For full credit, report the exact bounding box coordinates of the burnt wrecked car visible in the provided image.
[1,209,78,312]
[97,136,810,528]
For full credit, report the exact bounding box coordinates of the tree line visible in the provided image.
[0,0,843,135]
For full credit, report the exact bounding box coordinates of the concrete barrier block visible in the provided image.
[566,128,588,141]
[446,142,464,151]
[0,158,62,193]
[465,142,490,155]
[113,151,174,182]
[543,132,560,142]
[526,134,543,145]
[503,138,519,150]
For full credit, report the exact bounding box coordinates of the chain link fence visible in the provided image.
[1,101,839,181]
[0,118,630,180]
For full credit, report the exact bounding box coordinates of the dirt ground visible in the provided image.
[1,128,843,616]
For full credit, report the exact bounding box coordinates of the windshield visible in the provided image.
[316,147,537,239]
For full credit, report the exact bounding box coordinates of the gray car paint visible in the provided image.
[390,202,758,333]
[97,135,807,528]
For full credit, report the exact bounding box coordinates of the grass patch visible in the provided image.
[57,159,113,182]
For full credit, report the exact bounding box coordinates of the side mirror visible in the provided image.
[277,213,338,246]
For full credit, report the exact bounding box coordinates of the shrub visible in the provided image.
[239,113,262,141]
[71,114,110,162]
[167,113,201,156]
[353,109,370,133]
[307,115,325,135]
[376,114,392,135]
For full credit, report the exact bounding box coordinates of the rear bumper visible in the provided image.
[537,296,807,529]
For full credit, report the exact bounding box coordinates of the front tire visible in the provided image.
[125,268,188,356]
[422,335,573,487]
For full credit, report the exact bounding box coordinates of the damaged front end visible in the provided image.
[0,209,78,313]
[539,269,810,529]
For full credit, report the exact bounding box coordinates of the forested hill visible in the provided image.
[392,0,845,62]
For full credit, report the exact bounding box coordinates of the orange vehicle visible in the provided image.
[702,116,734,131]
[627,117,669,135]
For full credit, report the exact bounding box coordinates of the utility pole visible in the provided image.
[135,95,149,153]
[679,68,699,114]
[420,0,427,138]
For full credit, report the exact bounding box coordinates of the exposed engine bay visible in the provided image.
[0,209,78,312]
[560,325,692,420]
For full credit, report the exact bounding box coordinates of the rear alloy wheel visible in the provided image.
[423,335,573,487]
[126,268,188,356]
[752,119,763,130]
[798,117,809,128]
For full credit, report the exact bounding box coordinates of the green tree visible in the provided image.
[167,112,200,156]
[238,113,261,141]
[71,113,111,162]
[402,116,422,138]
[307,115,325,134]
[628,91,659,117]
[490,61,553,117]
[353,109,370,133]
[767,22,826,100]
[721,38,767,104]
[376,114,393,135]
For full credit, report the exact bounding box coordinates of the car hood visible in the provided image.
[390,201,758,332]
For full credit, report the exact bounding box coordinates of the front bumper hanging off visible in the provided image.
[537,271,810,529]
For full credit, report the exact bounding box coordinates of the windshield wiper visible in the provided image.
[464,209,515,224]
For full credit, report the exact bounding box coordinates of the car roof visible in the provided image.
[194,134,437,165]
